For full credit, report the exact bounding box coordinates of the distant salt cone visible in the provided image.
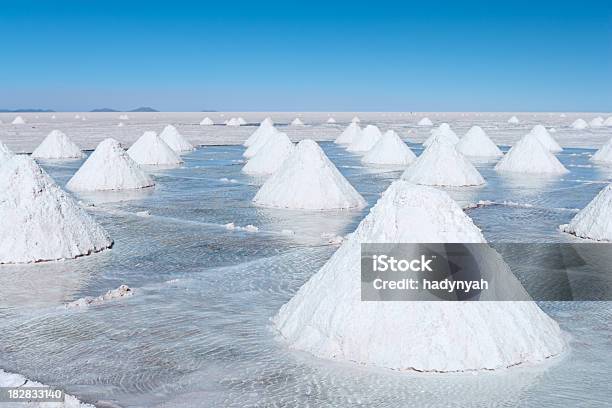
[237,117,247,125]
[291,118,305,126]
[508,116,520,124]
[327,117,336,123]
[335,122,362,145]
[528,125,562,152]
[127,131,183,166]
[604,117,612,127]
[67,138,154,192]
[591,137,612,164]
[560,184,612,241]
[417,117,433,126]
[456,126,503,158]
[119,114,129,120]
[253,139,366,210]
[571,119,588,129]
[589,117,604,128]
[0,156,112,264]
[362,130,416,165]
[226,118,241,127]
[423,123,459,147]
[0,141,14,163]
[200,117,214,126]
[242,132,294,176]
[244,121,275,147]
[159,124,195,153]
[495,133,568,175]
[351,116,361,123]
[260,117,274,126]
[12,116,25,125]
[243,126,279,158]
[274,180,566,372]
[346,125,382,152]
[31,130,85,159]
[402,139,485,186]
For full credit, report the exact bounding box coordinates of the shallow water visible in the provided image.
[0,141,611,407]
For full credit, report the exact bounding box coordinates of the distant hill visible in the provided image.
[201,109,217,112]
[0,108,54,112]
[90,108,118,112]
[129,107,158,112]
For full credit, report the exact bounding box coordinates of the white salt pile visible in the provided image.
[560,184,612,241]
[351,116,361,123]
[261,117,274,126]
[243,125,279,158]
[31,129,85,159]
[1,140,15,162]
[508,115,520,124]
[327,117,336,123]
[244,120,276,147]
[423,123,459,147]
[226,117,241,127]
[591,137,612,164]
[528,124,562,152]
[589,117,604,128]
[127,131,183,166]
[571,118,588,129]
[0,369,94,407]
[495,132,568,174]
[334,122,362,145]
[362,130,416,165]
[159,124,195,153]
[291,117,305,126]
[242,132,294,175]
[118,122,125,127]
[200,117,214,125]
[402,138,485,186]
[274,180,566,372]
[0,156,112,264]
[346,124,382,152]
[12,115,25,125]
[253,139,366,210]
[604,116,612,126]
[51,114,57,120]
[74,114,80,119]
[67,138,155,191]
[119,114,129,120]
[65,285,133,308]
[237,117,247,125]
[456,126,503,158]
[417,117,433,126]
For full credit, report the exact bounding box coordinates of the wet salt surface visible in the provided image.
[0,141,611,407]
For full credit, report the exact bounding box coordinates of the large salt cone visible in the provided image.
[274,181,566,372]
[402,139,485,186]
[67,138,154,192]
[495,133,568,175]
[253,139,365,210]
[0,155,112,263]
[32,130,85,159]
[560,183,612,241]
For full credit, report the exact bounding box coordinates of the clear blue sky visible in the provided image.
[1,0,611,111]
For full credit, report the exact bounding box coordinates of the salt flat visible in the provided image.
[1,112,611,153]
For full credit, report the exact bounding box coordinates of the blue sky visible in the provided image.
[1,0,611,111]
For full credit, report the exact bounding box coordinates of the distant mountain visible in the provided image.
[201,109,217,112]
[0,108,54,112]
[129,107,158,112]
[90,108,119,112]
